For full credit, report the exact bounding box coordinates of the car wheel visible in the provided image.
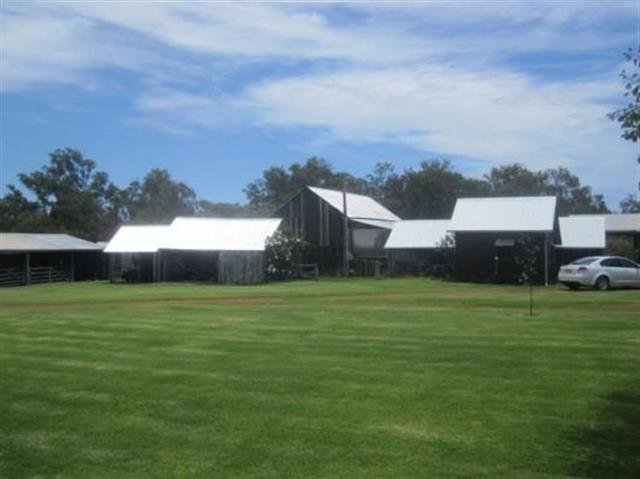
[595,276,609,291]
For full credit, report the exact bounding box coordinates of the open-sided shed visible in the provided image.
[0,233,104,286]
[275,186,400,274]
[384,220,453,276]
[570,213,639,257]
[555,216,605,266]
[104,225,170,282]
[448,196,557,284]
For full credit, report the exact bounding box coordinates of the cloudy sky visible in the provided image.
[2,1,638,207]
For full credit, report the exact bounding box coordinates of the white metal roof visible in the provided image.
[570,214,640,233]
[307,186,400,222]
[352,218,396,230]
[104,225,170,253]
[161,217,282,251]
[0,233,103,252]
[558,216,605,249]
[448,196,557,232]
[385,220,453,249]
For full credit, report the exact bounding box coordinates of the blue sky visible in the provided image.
[1,1,638,208]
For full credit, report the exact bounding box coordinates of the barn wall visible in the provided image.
[387,249,445,276]
[218,251,265,284]
[454,232,550,284]
[275,188,391,274]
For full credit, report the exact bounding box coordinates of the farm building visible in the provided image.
[555,216,605,266]
[0,233,104,286]
[105,218,281,284]
[570,213,639,257]
[275,186,400,275]
[384,220,453,276]
[448,196,557,284]
[104,225,170,282]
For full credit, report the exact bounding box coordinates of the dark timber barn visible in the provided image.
[448,196,557,284]
[275,186,400,275]
[384,220,453,276]
[0,233,105,286]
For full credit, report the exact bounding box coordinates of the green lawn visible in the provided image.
[1,279,638,478]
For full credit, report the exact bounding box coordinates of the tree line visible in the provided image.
[1,147,636,242]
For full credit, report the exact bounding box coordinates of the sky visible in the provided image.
[1,1,638,209]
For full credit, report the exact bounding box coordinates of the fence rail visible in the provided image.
[0,266,70,286]
[30,266,70,284]
[0,267,25,286]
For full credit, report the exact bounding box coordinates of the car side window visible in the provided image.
[600,259,616,267]
[618,259,637,268]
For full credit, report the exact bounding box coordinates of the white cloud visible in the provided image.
[239,64,635,190]
[1,1,637,198]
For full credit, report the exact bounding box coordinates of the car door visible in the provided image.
[599,258,620,287]
[616,258,640,286]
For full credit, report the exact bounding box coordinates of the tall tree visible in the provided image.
[123,168,197,223]
[198,200,270,218]
[486,163,609,216]
[244,157,367,211]
[608,47,640,203]
[1,148,122,240]
[384,160,489,219]
[619,194,640,213]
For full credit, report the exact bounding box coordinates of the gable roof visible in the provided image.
[558,216,605,249]
[104,225,170,253]
[307,186,400,223]
[0,233,103,252]
[385,220,453,249]
[570,213,639,233]
[448,196,557,232]
[161,217,281,251]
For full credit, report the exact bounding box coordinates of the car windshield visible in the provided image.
[570,257,599,265]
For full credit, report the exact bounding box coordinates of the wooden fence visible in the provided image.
[0,266,70,286]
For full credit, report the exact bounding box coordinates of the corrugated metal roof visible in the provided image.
[307,186,400,222]
[104,225,170,253]
[162,217,282,251]
[448,196,556,232]
[352,218,396,229]
[558,216,605,249]
[385,220,453,249]
[0,233,102,252]
[570,214,640,233]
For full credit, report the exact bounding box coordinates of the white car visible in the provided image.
[558,256,640,290]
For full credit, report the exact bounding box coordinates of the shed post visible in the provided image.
[25,252,31,285]
[544,233,549,286]
[108,254,115,283]
[70,252,75,281]
[342,183,349,277]
[152,253,158,282]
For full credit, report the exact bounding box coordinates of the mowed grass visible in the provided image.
[1,279,638,478]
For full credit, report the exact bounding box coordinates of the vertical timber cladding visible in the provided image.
[218,251,265,284]
[275,188,345,273]
[454,232,550,284]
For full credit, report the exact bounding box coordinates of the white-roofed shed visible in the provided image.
[162,217,281,251]
[1,233,102,252]
[104,225,170,253]
[0,233,104,286]
[449,196,557,232]
[307,186,399,224]
[558,216,605,249]
[385,220,453,249]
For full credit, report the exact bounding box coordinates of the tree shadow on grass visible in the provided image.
[570,390,640,478]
